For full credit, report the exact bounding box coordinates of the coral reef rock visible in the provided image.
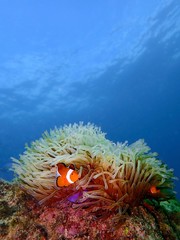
[0,180,179,240]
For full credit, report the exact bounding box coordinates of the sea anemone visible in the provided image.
[12,123,176,214]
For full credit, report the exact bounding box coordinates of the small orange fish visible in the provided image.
[150,186,160,194]
[56,163,79,187]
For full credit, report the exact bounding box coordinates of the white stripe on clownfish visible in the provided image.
[66,169,74,184]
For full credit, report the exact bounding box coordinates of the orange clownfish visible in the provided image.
[150,186,160,195]
[56,163,79,187]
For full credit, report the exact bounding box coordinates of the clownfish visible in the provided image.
[56,163,79,187]
[150,185,160,194]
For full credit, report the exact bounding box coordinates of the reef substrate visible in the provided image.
[0,180,179,240]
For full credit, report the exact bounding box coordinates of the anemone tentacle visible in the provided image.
[12,123,176,214]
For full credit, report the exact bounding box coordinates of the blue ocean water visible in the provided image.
[0,1,179,198]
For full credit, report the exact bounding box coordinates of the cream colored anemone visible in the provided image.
[12,123,175,213]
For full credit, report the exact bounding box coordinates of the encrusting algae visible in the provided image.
[12,123,176,216]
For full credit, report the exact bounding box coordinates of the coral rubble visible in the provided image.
[0,180,179,240]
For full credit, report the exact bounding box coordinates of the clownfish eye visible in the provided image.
[69,164,75,170]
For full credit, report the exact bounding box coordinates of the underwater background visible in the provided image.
[0,0,179,198]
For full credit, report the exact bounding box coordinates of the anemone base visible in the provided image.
[0,180,179,240]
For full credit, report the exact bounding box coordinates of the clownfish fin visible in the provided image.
[57,163,66,170]
[56,176,66,187]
